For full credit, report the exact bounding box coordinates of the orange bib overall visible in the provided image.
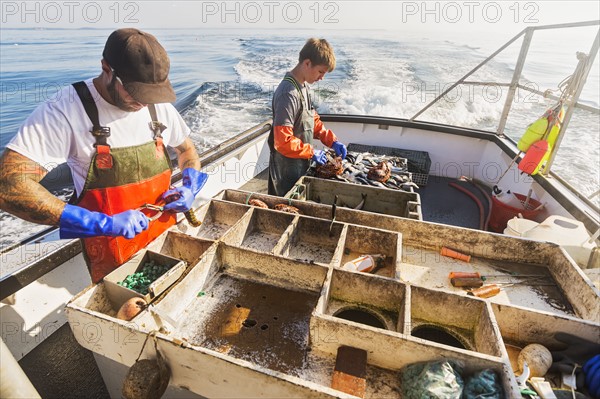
[72,81,175,282]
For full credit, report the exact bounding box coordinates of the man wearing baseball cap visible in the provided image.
[0,28,207,282]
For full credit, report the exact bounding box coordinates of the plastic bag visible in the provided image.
[463,369,503,399]
[401,360,464,399]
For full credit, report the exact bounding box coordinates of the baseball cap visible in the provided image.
[102,28,176,104]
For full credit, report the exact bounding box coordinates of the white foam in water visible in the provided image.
[318,37,514,129]
[0,211,50,251]
[235,57,293,92]
[183,84,270,152]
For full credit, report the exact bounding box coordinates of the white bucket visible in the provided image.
[504,217,539,237]
[523,216,597,267]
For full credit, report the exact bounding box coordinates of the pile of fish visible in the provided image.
[308,151,418,191]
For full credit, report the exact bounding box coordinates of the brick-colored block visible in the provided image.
[331,346,367,398]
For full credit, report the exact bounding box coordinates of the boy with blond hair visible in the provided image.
[268,38,347,196]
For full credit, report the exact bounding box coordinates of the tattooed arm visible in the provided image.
[174,137,201,171]
[0,149,66,225]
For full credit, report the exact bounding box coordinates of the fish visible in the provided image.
[307,150,417,192]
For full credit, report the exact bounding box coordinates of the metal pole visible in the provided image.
[497,29,534,135]
[515,84,599,114]
[409,29,527,121]
[528,20,599,31]
[543,28,600,175]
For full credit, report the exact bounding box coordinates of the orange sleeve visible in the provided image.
[313,112,337,148]
[273,125,314,159]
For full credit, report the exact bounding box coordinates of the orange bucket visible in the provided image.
[488,192,543,233]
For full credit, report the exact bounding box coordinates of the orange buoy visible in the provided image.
[518,140,549,175]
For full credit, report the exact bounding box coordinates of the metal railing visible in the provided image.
[410,20,600,176]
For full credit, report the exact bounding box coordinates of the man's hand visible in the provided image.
[162,168,208,213]
[59,204,148,239]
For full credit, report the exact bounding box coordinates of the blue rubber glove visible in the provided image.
[312,149,327,165]
[584,354,600,398]
[59,204,149,239]
[331,141,347,159]
[161,168,208,213]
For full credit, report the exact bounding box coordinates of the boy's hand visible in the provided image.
[332,141,347,159]
[312,150,327,165]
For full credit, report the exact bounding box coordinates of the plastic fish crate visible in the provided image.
[347,143,431,186]
[286,176,422,221]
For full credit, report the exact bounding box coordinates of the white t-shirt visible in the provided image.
[7,78,191,195]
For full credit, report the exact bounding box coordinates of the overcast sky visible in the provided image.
[1,1,598,33]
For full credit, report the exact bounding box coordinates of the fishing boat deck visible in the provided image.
[418,177,486,230]
[18,324,108,399]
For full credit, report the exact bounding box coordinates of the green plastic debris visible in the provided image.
[118,260,171,295]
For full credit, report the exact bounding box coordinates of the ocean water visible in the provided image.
[1,27,598,249]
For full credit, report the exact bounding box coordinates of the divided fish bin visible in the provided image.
[67,231,215,321]
[339,224,401,279]
[310,270,515,398]
[221,207,295,252]
[285,176,422,220]
[276,216,344,265]
[409,285,503,357]
[67,197,599,398]
[323,268,406,332]
[190,200,250,240]
[149,243,330,377]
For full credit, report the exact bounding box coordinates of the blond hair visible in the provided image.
[299,38,336,72]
